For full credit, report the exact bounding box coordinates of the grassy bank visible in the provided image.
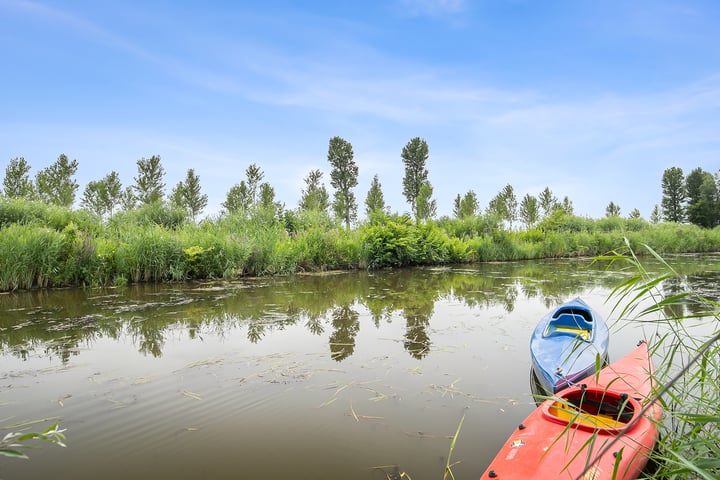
[597,245,719,479]
[1,198,720,291]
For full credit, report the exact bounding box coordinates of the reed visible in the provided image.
[1,198,720,291]
[592,242,720,479]
[0,224,68,290]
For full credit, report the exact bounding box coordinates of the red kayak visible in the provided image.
[481,341,662,479]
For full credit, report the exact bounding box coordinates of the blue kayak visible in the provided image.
[530,298,609,394]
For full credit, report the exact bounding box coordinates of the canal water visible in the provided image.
[1,255,718,479]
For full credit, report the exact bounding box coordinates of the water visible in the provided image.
[1,256,718,479]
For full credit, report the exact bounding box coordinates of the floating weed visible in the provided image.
[319,397,337,408]
[406,365,423,375]
[371,465,413,480]
[430,378,466,398]
[364,387,392,402]
[182,390,203,401]
[2,417,62,430]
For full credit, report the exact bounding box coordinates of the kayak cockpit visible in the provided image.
[543,386,640,433]
[544,312,593,341]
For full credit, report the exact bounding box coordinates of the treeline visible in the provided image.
[4,137,718,227]
[2,138,720,291]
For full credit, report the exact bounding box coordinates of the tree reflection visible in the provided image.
[1,255,717,363]
[329,305,359,362]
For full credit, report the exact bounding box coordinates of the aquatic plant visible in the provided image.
[586,241,720,479]
[0,422,66,460]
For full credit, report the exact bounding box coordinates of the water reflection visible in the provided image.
[1,255,719,364]
[2,255,720,480]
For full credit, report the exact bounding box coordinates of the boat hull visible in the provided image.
[530,298,610,393]
[481,341,661,480]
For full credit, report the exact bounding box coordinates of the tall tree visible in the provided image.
[299,169,329,212]
[81,171,122,218]
[120,186,136,211]
[245,163,265,207]
[103,171,122,216]
[223,182,250,215]
[35,154,79,207]
[685,167,706,207]
[401,137,430,220]
[650,204,661,224]
[171,169,207,222]
[628,208,641,219]
[560,196,574,215]
[488,184,517,228]
[365,174,387,217]
[258,182,282,213]
[133,155,165,205]
[605,201,621,217]
[454,190,479,219]
[538,187,558,217]
[327,136,358,229]
[687,173,719,228]
[519,193,539,228]
[81,180,108,217]
[415,181,436,221]
[3,157,35,199]
[661,166,685,222]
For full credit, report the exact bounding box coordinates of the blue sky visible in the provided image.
[1,0,719,220]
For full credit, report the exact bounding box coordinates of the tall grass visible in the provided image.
[1,198,720,291]
[594,241,719,479]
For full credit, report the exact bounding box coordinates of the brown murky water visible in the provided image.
[1,256,718,479]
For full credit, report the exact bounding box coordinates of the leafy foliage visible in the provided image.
[170,169,208,221]
[365,174,387,216]
[661,166,686,222]
[299,169,329,213]
[327,136,358,229]
[401,137,429,220]
[35,154,78,207]
[3,157,35,199]
[0,422,66,459]
[133,155,165,205]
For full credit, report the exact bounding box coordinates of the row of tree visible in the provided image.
[3,139,718,229]
[661,166,720,228]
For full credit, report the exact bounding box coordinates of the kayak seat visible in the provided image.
[544,313,593,340]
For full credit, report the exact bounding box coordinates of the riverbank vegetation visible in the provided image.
[2,139,720,291]
[1,196,720,292]
[596,245,719,479]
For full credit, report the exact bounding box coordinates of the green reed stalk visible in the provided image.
[584,240,720,479]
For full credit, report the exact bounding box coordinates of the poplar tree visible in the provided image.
[171,169,207,221]
[415,181,436,221]
[605,201,621,217]
[650,205,661,224]
[519,193,539,228]
[245,163,264,207]
[661,167,685,222]
[401,137,430,220]
[35,154,79,207]
[81,171,122,217]
[489,184,517,228]
[327,136,358,229]
[133,155,165,205]
[538,187,558,217]
[3,157,35,199]
[365,174,387,217]
[454,190,478,219]
[223,182,250,214]
[299,169,329,213]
